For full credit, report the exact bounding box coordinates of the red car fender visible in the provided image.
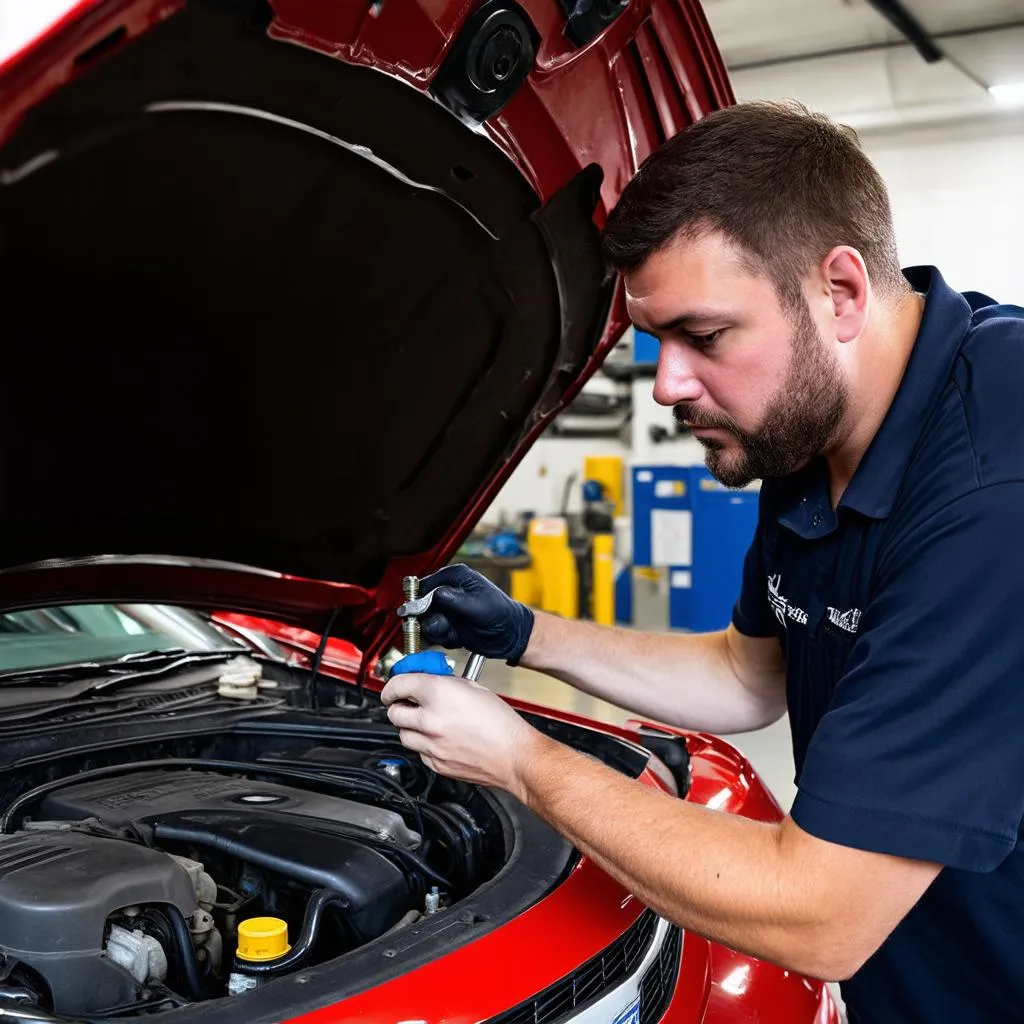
[622,720,840,1023]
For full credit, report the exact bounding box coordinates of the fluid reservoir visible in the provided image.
[228,917,290,995]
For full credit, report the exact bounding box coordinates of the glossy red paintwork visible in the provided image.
[0,0,732,667]
[212,612,365,671]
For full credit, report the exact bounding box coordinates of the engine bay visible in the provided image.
[0,615,656,1023]
[0,732,523,1021]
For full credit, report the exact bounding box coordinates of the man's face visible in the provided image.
[624,231,848,487]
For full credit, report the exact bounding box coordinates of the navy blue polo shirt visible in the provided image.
[733,267,1024,1023]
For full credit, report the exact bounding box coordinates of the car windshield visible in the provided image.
[0,604,240,675]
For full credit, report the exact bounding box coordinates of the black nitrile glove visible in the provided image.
[417,564,534,665]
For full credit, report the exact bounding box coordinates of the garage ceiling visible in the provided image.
[700,0,1024,129]
[4,2,1022,133]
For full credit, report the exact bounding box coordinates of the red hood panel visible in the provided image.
[0,0,732,651]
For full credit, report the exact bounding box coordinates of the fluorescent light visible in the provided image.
[989,83,1024,106]
[0,0,81,69]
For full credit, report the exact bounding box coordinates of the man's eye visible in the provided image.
[688,330,722,348]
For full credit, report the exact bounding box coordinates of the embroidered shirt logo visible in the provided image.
[767,574,808,628]
[827,605,862,634]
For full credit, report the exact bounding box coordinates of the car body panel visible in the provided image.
[0,0,730,665]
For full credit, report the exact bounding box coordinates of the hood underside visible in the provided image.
[0,1,612,639]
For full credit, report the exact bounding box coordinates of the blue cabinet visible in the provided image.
[631,466,691,567]
[631,465,759,632]
[633,329,660,365]
[687,469,759,632]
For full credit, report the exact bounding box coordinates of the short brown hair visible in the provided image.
[601,101,907,308]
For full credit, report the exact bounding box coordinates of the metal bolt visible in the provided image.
[424,886,440,915]
[402,576,421,655]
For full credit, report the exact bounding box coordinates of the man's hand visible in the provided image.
[404,564,534,664]
[381,671,540,796]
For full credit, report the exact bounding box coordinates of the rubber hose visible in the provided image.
[437,802,479,882]
[160,905,207,1001]
[232,889,347,977]
[151,820,451,893]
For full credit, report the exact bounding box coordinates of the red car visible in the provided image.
[0,2,837,1022]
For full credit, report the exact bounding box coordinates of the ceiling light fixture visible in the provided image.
[989,82,1024,106]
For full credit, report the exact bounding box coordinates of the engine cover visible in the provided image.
[150,811,411,941]
[37,770,417,943]
[39,769,421,848]
[0,829,196,1014]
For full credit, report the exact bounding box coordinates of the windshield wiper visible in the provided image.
[0,648,249,691]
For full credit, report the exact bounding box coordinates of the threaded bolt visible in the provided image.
[402,576,421,655]
[424,886,440,914]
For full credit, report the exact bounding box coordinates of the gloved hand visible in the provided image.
[412,564,534,665]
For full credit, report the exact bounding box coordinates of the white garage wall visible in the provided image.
[485,435,629,523]
[860,112,1024,303]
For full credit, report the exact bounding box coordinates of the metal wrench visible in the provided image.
[398,578,486,681]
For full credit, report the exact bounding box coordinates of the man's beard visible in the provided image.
[674,302,848,488]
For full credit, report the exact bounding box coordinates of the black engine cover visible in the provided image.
[38,770,414,942]
[0,830,196,1014]
[39,769,420,848]
[148,811,411,940]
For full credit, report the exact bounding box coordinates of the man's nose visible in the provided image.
[653,342,705,407]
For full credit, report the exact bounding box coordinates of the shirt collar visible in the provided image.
[776,267,977,538]
[839,266,975,519]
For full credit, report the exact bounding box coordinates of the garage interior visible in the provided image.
[468,0,1024,816]
[459,11,1023,1016]
[0,0,1019,1019]
[3,0,1019,810]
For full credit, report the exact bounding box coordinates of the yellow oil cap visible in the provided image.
[236,917,290,962]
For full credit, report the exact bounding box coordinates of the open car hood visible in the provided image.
[0,0,731,661]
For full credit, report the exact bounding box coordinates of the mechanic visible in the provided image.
[381,101,1024,1023]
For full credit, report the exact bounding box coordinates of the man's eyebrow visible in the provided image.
[638,311,730,335]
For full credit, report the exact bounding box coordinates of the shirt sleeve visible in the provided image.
[731,496,777,639]
[791,482,1024,871]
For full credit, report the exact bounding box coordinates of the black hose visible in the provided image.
[138,907,205,1002]
[150,818,451,892]
[417,805,467,882]
[436,802,479,883]
[232,889,347,977]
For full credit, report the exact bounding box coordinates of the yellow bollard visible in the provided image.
[526,518,579,619]
[510,565,540,606]
[583,455,625,516]
[591,533,614,626]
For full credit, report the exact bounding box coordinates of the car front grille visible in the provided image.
[488,910,683,1024]
[639,919,683,1024]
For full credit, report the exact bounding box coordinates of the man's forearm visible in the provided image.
[520,611,785,734]
[513,731,845,979]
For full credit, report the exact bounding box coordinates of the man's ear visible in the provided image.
[820,246,870,344]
